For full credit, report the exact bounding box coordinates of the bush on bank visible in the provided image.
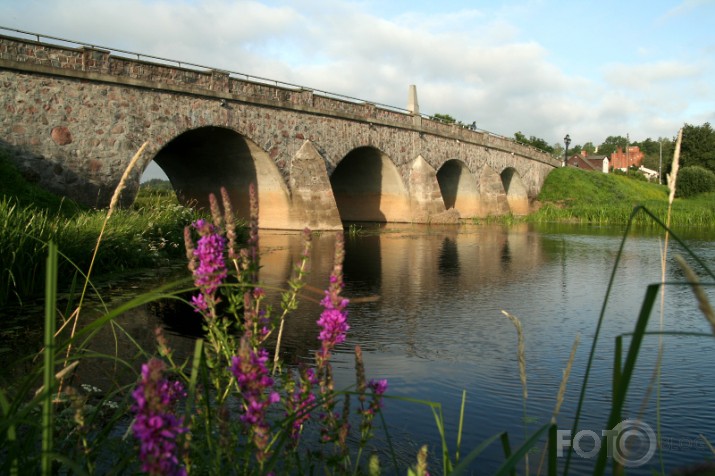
[676,165,715,198]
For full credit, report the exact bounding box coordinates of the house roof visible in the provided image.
[567,155,608,171]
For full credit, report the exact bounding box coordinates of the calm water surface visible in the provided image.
[256,223,715,475]
[5,222,714,474]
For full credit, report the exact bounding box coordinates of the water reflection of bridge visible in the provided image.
[43,225,548,389]
[256,225,547,360]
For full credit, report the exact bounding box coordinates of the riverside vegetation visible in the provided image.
[0,149,202,307]
[1,132,714,474]
[527,166,715,227]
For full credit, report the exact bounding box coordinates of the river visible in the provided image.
[251,222,715,474]
[2,222,714,474]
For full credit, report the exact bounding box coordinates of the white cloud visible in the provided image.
[658,0,715,23]
[603,60,703,89]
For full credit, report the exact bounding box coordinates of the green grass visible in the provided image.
[537,166,669,204]
[530,167,715,227]
[0,149,202,306]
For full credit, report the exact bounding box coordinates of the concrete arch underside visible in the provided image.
[436,160,514,219]
[500,167,529,216]
[330,146,412,223]
[151,126,293,229]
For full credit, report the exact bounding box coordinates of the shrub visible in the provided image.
[675,165,715,198]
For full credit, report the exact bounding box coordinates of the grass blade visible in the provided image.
[456,390,466,464]
[41,242,58,475]
[593,284,660,475]
[548,424,557,476]
[500,433,516,476]
[450,431,504,475]
[495,423,551,476]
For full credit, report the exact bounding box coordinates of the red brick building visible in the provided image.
[610,146,644,170]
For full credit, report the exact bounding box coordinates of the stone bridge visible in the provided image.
[0,30,560,230]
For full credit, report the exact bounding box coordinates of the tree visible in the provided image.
[635,138,660,157]
[433,113,457,124]
[598,135,629,157]
[528,136,554,153]
[582,142,596,155]
[680,122,715,173]
[513,131,554,153]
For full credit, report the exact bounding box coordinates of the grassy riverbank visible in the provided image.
[0,151,203,306]
[529,167,715,227]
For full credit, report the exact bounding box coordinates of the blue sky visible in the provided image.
[2,0,714,152]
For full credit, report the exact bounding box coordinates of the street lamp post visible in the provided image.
[563,134,571,167]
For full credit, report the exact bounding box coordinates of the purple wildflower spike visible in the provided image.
[189,219,228,316]
[316,233,350,366]
[230,337,280,464]
[131,358,188,476]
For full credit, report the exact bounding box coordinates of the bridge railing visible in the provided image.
[0,25,557,162]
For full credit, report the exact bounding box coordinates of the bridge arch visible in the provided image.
[330,146,411,223]
[500,167,529,216]
[151,126,291,228]
[436,159,480,218]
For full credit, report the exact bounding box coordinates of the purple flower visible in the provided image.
[316,234,350,365]
[316,295,350,361]
[132,359,188,476]
[368,379,388,397]
[230,337,280,464]
[366,378,388,414]
[189,219,227,315]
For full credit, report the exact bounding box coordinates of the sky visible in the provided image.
[2,0,714,152]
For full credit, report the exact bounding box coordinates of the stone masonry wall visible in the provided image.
[0,33,559,223]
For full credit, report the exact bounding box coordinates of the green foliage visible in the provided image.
[0,196,198,305]
[432,113,458,124]
[597,135,629,157]
[612,166,648,182]
[140,178,173,192]
[0,155,201,305]
[532,167,715,227]
[538,167,667,205]
[134,180,177,209]
[681,122,715,173]
[514,131,555,154]
[675,165,715,198]
[636,137,662,156]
